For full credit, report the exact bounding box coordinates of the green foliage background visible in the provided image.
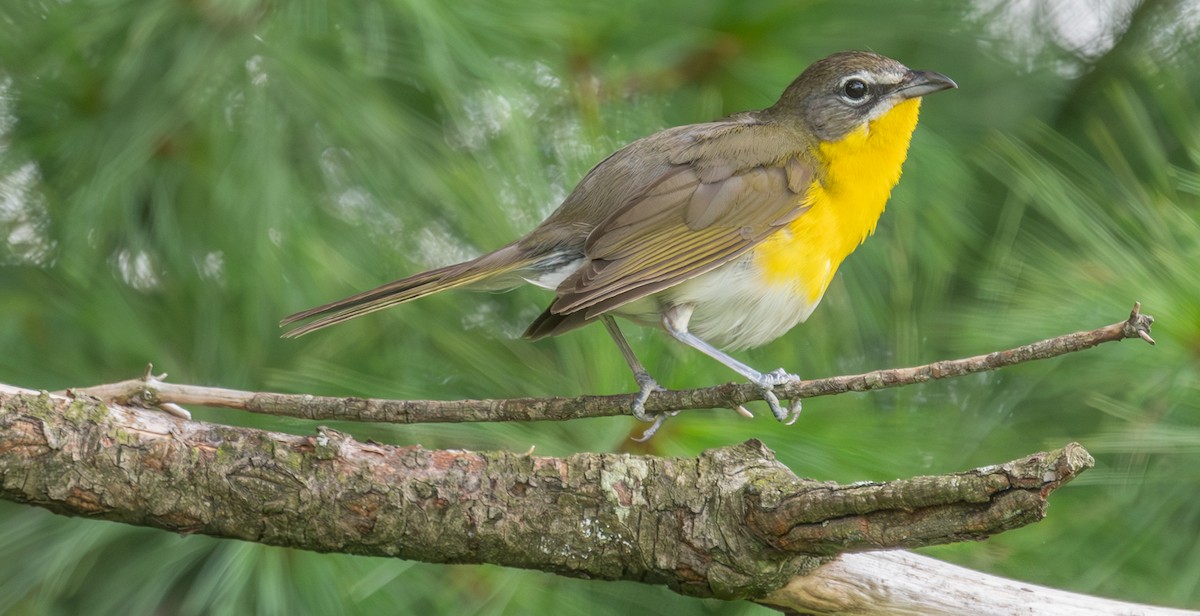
[2,0,1198,613]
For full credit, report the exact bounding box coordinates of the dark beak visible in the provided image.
[896,70,957,98]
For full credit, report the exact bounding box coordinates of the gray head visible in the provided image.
[768,50,956,142]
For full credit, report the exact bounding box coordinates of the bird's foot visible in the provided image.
[753,368,802,424]
[628,372,675,441]
[630,372,666,422]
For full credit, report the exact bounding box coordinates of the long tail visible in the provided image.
[281,244,533,338]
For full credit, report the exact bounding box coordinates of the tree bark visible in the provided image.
[3,387,1090,603]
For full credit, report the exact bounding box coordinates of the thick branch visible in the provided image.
[64,304,1155,424]
[0,390,1088,601]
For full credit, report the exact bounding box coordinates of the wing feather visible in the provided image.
[550,159,813,316]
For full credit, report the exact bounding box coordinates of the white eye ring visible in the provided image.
[840,77,872,104]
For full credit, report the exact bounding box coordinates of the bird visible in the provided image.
[282,50,956,432]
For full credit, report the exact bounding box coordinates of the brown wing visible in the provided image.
[548,154,814,318]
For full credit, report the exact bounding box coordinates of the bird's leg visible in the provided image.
[602,315,665,422]
[661,305,801,423]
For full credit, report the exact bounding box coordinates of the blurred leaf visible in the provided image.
[1,0,1198,612]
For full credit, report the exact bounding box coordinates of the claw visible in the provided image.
[753,368,801,423]
[632,410,678,442]
[784,398,802,425]
[757,385,787,421]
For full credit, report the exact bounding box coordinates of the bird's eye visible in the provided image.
[843,79,868,100]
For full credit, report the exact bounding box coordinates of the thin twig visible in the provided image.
[60,303,1154,425]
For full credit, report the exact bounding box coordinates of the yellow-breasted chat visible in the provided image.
[282,51,956,430]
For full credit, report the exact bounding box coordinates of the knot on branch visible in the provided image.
[740,443,1093,556]
[628,440,1093,599]
[1123,301,1156,345]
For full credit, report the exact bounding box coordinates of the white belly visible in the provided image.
[650,254,822,351]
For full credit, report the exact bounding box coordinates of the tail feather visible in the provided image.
[281,244,531,338]
[522,306,593,340]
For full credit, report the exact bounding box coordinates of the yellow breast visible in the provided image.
[753,98,923,301]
